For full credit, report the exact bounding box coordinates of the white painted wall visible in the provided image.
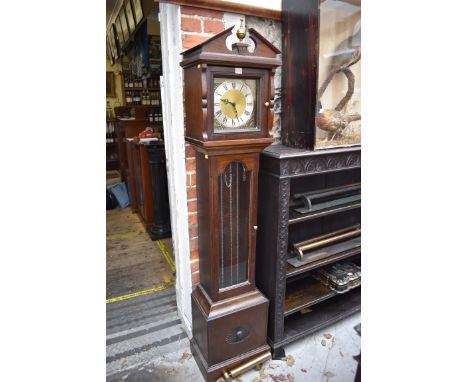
[159,3,193,334]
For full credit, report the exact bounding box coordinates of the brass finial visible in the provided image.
[236,19,246,42]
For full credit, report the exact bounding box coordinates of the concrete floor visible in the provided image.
[107,301,360,382]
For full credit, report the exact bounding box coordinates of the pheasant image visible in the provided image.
[316,25,361,140]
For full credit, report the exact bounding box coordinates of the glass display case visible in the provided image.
[315,0,361,148]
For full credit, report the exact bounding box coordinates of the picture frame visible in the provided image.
[125,0,136,35]
[107,37,115,65]
[109,25,119,60]
[132,0,143,25]
[115,18,125,50]
[106,72,116,98]
[119,7,130,43]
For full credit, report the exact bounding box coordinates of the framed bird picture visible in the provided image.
[119,7,130,43]
[114,19,125,51]
[109,25,119,60]
[315,0,361,149]
[125,0,136,35]
[107,37,114,65]
[132,0,143,25]
[106,72,116,98]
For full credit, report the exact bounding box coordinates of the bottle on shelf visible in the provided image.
[129,76,134,88]
[126,91,132,105]
[106,101,114,120]
[124,76,129,88]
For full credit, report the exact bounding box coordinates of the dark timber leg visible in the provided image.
[272,347,285,360]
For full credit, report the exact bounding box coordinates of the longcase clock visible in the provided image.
[181,25,281,382]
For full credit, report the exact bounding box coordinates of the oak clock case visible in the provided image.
[181,26,280,382]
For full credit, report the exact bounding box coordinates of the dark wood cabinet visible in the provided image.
[146,143,171,239]
[126,140,171,240]
[256,145,361,358]
[114,118,148,182]
[254,0,362,358]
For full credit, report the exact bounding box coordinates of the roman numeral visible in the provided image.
[231,119,235,126]
[223,84,228,90]
[245,110,250,116]
[216,110,222,117]
[232,82,236,88]
[247,102,253,106]
[223,117,227,124]
[214,102,220,106]
[216,92,222,96]
[240,84,244,91]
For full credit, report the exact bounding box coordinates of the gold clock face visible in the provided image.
[213,78,258,131]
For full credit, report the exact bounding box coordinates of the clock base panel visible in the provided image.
[190,338,270,382]
[190,285,270,381]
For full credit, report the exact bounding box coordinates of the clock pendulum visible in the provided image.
[181,24,281,382]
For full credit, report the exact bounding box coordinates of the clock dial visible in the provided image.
[213,78,258,131]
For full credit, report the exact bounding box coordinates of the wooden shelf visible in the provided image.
[288,201,360,225]
[286,246,360,278]
[275,288,361,348]
[121,104,161,108]
[284,277,336,316]
[124,87,160,91]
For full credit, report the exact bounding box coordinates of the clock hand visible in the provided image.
[232,103,238,118]
[221,98,238,117]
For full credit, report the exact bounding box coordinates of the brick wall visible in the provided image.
[181,6,226,286]
[180,6,282,286]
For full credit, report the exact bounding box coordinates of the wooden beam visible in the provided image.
[157,0,281,20]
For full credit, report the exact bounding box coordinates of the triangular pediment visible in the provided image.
[181,26,280,64]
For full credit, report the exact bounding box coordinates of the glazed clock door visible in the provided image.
[207,66,271,140]
[215,155,258,299]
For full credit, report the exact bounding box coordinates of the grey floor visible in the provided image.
[107,289,360,382]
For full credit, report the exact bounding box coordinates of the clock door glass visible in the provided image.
[213,77,258,132]
[218,161,251,290]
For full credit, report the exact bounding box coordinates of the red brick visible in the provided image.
[181,17,202,33]
[181,6,223,19]
[190,237,199,252]
[190,246,200,261]
[192,271,200,285]
[187,198,198,213]
[186,158,196,172]
[204,20,224,34]
[187,186,197,199]
[186,171,196,186]
[185,144,196,158]
[183,34,211,49]
[191,259,200,273]
[188,212,198,226]
[190,172,196,186]
[189,225,198,239]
